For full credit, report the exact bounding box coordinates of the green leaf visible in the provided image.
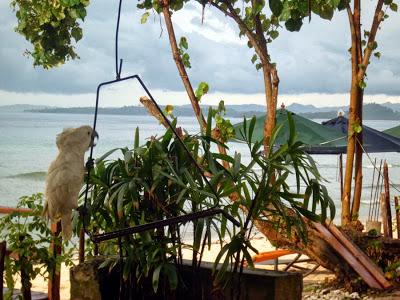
[141,12,150,24]
[164,104,174,116]
[181,53,191,68]
[179,37,188,50]
[390,2,398,11]
[269,0,283,16]
[251,54,257,64]
[353,123,362,134]
[269,30,279,39]
[163,264,178,289]
[359,80,367,90]
[374,52,381,59]
[71,27,82,42]
[134,127,139,149]
[284,18,303,32]
[195,82,209,102]
[315,4,334,20]
[152,264,162,293]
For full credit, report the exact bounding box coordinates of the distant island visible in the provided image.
[1,102,400,120]
[24,105,267,118]
[298,103,400,120]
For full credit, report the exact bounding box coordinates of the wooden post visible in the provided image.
[48,222,62,300]
[19,235,32,300]
[394,196,400,239]
[0,241,6,300]
[380,193,391,238]
[383,162,393,238]
[339,154,344,201]
[79,228,85,264]
[20,257,32,300]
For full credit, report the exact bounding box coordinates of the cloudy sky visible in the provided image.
[1,1,400,107]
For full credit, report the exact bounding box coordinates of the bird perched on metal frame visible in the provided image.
[43,126,98,240]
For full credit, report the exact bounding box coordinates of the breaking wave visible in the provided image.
[7,171,47,181]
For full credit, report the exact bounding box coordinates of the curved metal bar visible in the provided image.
[82,75,239,242]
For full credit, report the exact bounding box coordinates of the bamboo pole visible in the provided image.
[372,160,383,221]
[382,162,392,238]
[394,196,400,239]
[368,158,377,221]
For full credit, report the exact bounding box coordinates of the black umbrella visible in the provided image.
[322,116,400,153]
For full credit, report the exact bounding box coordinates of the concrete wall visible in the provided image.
[70,258,302,300]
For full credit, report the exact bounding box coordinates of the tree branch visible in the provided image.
[160,0,207,131]
[358,0,384,81]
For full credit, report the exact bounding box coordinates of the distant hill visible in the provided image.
[4,101,400,120]
[0,104,51,112]
[27,105,266,118]
[381,102,400,112]
[299,103,400,120]
[286,103,347,114]
[286,103,318,113]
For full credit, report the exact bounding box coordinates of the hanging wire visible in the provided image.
[115,0,123,79]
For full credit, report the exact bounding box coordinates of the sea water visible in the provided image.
[0,111,399,223]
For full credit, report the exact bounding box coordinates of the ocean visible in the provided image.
[0,111,399,222]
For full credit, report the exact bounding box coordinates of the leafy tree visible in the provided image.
[137,0,340,151]
[338,0,399,225]
[11,0,89,68]
[0,194,74,299]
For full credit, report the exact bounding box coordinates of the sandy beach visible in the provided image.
[10,232,334,299]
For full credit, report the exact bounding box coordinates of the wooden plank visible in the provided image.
[48,222,61,300]
[382,162,393,238]
[313,222,383,289]
[327,223,391,289]
[0,206,33,215]
[395,196,400,240]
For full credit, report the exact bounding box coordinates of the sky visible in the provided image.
[0,1,400,108]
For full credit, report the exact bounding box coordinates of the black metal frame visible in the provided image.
[81,1,239,243]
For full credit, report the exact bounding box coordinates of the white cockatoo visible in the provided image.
[43,125,98,240]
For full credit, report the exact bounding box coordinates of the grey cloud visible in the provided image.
[1,1,400,96]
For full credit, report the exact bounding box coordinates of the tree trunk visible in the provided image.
[262,67,279,153]
[255,219,355,280]
[343,84,359,225]
[351,91,363,219]
[160,0,207,132]
[351,0,364,220]
[211,1,279,151]
[343,0,385,225]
